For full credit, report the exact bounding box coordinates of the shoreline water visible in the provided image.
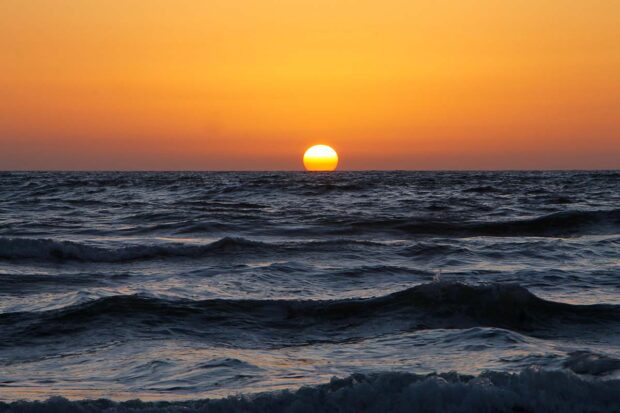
[2,368,620,412]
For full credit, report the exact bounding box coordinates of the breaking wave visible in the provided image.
[563,351,620,376]
[1,368,619,413]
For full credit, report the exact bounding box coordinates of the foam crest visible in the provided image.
[2,369,619,412]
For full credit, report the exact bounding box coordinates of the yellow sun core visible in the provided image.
[303,145,339,171]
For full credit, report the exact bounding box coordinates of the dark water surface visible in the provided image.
[0,171,619,411]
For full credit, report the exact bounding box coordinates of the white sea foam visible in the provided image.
[2,369,619,413]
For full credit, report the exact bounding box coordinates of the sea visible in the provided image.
[0,171,619,412]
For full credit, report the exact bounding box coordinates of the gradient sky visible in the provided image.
[1,0,619,170]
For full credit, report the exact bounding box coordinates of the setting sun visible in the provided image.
[303,145,339,171]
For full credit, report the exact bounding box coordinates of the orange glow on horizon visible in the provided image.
[0,1,619,170]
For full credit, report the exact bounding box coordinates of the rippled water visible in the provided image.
[0,171,619,411]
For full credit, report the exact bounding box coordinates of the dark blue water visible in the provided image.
[0,171,619,412]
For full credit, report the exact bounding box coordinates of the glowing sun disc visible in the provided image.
[303,145,339,171]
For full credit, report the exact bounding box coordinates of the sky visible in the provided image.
[1,0,619,170]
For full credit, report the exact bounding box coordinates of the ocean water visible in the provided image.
[0,171,619,412]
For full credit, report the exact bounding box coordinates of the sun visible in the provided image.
[303,145,339,171]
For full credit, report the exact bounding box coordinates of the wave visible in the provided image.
[341,208,620,237]
[0,237,269,262]
[2,283,618,347]
[462,209,620,237]
[0,271,133,293]
[399,243,471,258]
[563,351,620,376]
[3,209,619,242]
[462,185,503,193]
[329,264,427,278]
[117,236,598,265]
[1,368,619,412]
[0,237,391,263]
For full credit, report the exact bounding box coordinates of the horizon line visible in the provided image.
[1,168,619,173]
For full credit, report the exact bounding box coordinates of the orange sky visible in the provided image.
[1,0,619,170]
